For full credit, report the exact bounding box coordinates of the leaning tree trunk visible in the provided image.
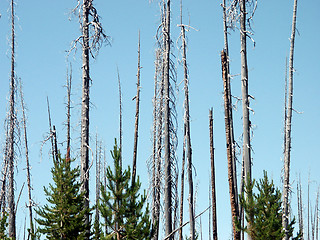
[221,50,240,240]
[8,0,16,238]
[20,82,34,238]
[282,0,298,239]
[209,109,218,240]
[80,0,91,238]
[163,0,173,238]
[132,32,141,184]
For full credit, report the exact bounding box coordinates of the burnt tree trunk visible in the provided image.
[132,32,141,184]
[221,50,240,240]
[209,109,218,240]
[282,1,298,239]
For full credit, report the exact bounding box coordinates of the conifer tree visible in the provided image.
[239,171,299,240]
[35,155,90,239]
[99,140,152,240]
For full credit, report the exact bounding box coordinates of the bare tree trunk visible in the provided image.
[117,67,122,169]
[132,32,141,184]
[163,0,173,238]
[20,82,34,238]
[66,64,72,161]
[282,1,298,239]
[8,0,16,238]
[180,23,195,240]
[152,50,161,240]
[221,50,240,240]
[239,0,252,238]
[297,175,304,239]
[80,1,91,237]
[209,109,218,240]
[179,124,186,240]
[46,97,57,163]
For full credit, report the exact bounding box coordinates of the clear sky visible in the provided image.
[0,0,319,239]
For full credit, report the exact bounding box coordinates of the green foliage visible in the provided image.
[99,140,153,240]
[239,171,299,240]
[0,212,10,240]
[35,155,90,239]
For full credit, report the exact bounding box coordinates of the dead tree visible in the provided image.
[179,14,195,239]
[132,32,141,184]
[74,1,107,237]
[209,109,218,240]
[297,175,304,239]
[151,49,162,240]
[282,0,298,239]
[162,0,173,238]
[20,81,34,238]
[221,50,240,240]
[117,67,123,169]
[8,0,17,237]
[65,64,72,161]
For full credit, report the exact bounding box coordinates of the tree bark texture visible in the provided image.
[282,1,297,239]
[163,0,173,238]
[80,0,90,238]
[209,109,218,240]
[221,50,240,240]
[8,0,16,238]
[152,50,161,240]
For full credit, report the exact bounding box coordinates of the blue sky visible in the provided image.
[0,0,319,239]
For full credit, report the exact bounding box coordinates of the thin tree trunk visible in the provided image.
[66,64,72,161]
[297,175,304,239]
[282,1,298,239]
[179,19,195,239]
[209,109,218,240]
[80,1,91,237]
[152,49,162,240]
[46,97,57,163]
[163,0,173,238]
[132,31,141,184]
[20,82,34,238]
[239,0,252,238]
[117,67,122,169]
[221,50,240,240]
[179,123,186,240]
[8,0,16,237]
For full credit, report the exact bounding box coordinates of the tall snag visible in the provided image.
[8,0,17,238]
[132,32,141,184]
[179,10,195,239]
[162,0,175,238]
[209,109,218,240]
[75,1,107,237]
[221,50,240,240]
[20,82,35,238]
[282,0,298,239]
[151,49,162,240]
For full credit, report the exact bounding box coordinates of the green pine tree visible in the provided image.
[0,212,10,240]
[35,155,90,239]
[239,171,300,240]
[99,140,153,240]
